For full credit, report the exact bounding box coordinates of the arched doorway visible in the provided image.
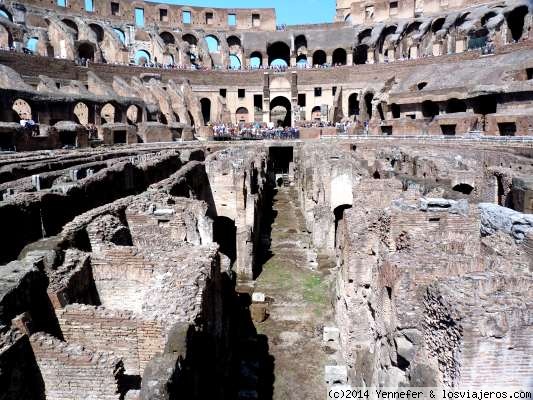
[311,106,322,121]
[73,102,90,125]
[270,96,292,127]
[101,103,116,123]
[363,92,374,120]
[12,99,32,121]
[506,6,528,42]
[229,54,241,69]
[200,98,211,124]
[205,35,220,53]
[354,45,368,64]
[62,19,79,40]
[332,48,347,65]
[236,107,249,123]
[89,24,104,42]
[160,31,175,45]
[134,49,151,65]
[348,93,359,118]
[250,51,262,68]
[77,42,95,61]
[127,105,141,124]
[313,50,326,66]
[267,41,290,66]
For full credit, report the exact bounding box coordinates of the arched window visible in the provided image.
[227,35,241,48]
[113,28,125,45]
[296,54,308,67]
[344,14,352,23]
[313,50,327,66]
[0,9,12,21]
[62,19,79,40]
[127,105,141,124]
[78,43,94,61]
[348,93,359,118]
[182,34,197,46]
[101,103,116,123]
[332,48,347,65]
[506,6,528,42]
[134,49,151,65]
[12,99,32,121]
[205,35,220,53]
[354,45,368,64]
[311,106,322,121]
[236,107,249,123]
[160,31,175,45]
[89,24,104,42]
[295,35,307,53]
[250,51,262,68]
[74,102,90,125]
[267,41,290,66]
[229,54,241,69]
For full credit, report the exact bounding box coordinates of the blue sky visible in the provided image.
[151,0,336,25]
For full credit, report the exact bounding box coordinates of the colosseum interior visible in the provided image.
[0,0,532,399]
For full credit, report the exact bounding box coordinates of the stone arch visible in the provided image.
[0,8,13,21]
[481,11,498,27]
[333,204,352,248]
[182,33,198,46]
[506,5,529,42]
[270,96,291,127]
[236,107,249,123]
[344,13,352,23]
[295,34,307,54]
[249,51,262,68]
[77,42,95,61]
[446,98,467,113]
[229,54,241,69]
[113,28,126,45]
[348,93,359,118]
[311,106,322,121]
[312,49,326,66]
[89,23,104,42]
[358,28,372,44]
[134,49,151,65]
[267,41,290,66]
[13,99,32,120]
[101,103,116,123]
[296,54,308,66]
[62,18,79,40]
[332,48,347,65]
[127,105,142,124]
[431,17,446,33]
[227,35,241,48]
[200,98,211,124]
[160,31,175,45]
[73,102,91,125]
[205,35,220,53]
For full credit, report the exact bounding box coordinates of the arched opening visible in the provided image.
[295,34,307,54]
[468,28,489,49]
[334,204,352,248]
[236,107,249,123]
[127,105,141,124]
[113,28,126,45]
[506,6,528,42]
[62,19,79,40]
[0,9,13,21]
[205,35,220,53]
[182,33,198,46]
[358,28,372,44]
[134,49,151,65]
[73,102,91,125]
[481,12,498,27]
[373,171,381,179]
[89,24,104,42]
[348,93,359,118]
[229,54,241,69]
[417,82,428,90]
[453,183,474,195]
[160,31,175,45]
[344,14,352,23]
[101,103,116,123]
[227,35,241,48]
[332,48,347,65]
[391,103,400,118]
[213,217,236,265]
[311,106,322,121]
[0,26,12,50]
[200,98,211,124]
[250,51,262,68]
[422,100,439,118]
[270,96,292,127]
[77,42,95,61]
[364,92,374,120]
[312,50,327,66]
[431,18,446,33]
[296,54,308,66]
[446,98,467,113]
[267,41,290,66]
[354,45,368,64]
[12,99,32,121]
[25,37,39,53]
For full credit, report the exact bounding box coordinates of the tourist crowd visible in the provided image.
[212,122,300,140]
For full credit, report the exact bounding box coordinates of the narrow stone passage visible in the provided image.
[253,185,337,400]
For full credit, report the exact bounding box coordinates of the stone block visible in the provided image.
[323,326,340,343]
[325,365,348,385]
[252,292,265,302]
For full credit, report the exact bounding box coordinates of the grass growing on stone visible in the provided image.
[303,274,330,315]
